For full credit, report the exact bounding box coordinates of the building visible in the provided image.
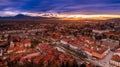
[110,48,120,66]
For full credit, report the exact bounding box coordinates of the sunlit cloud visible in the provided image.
[0,11,18,16]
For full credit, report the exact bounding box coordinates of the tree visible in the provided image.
[65,61,69,67]
[80,64,86,67]
[31,39,39,48]
[61,62,65,67]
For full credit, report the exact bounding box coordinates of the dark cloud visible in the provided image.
[0,0,120,15]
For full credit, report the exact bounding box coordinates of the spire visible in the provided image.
[10,41,14,47]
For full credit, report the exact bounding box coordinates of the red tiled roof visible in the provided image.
[111,55,120,62]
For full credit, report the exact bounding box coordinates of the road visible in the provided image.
[99,51,114,67]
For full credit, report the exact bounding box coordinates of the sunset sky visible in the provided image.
[0,0,120,18]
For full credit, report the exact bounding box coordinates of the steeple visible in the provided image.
[10,41,14,47]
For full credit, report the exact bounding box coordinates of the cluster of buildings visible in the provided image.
[0,36,76,67]
[110,48,120,66]
[0,20,119,67]
[60,36,111,59]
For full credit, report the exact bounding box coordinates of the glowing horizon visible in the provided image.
[0,11,120,20]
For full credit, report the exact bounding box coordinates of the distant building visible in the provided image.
[92,30,110,34]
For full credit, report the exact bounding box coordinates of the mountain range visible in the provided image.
[0,14,59,20]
